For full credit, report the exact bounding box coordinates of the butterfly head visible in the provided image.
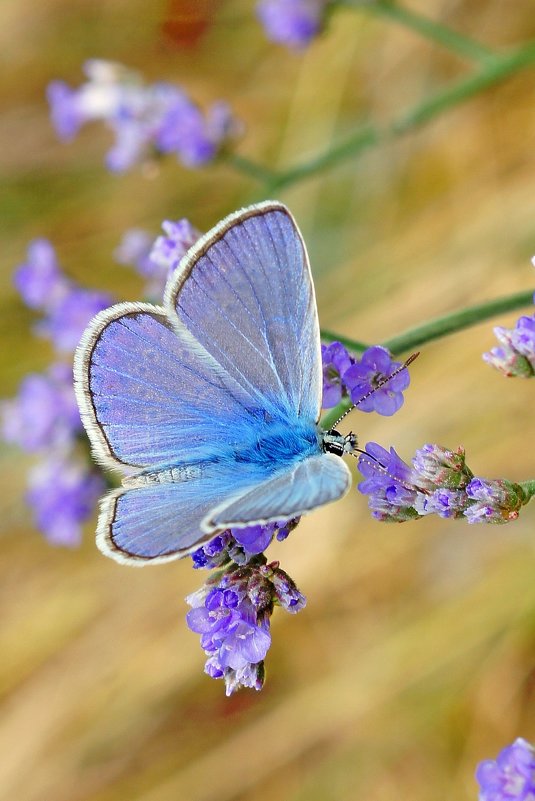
[321,428,358,458]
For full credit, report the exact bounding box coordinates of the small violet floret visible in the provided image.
[476,737,535,801]
[343,346,410,416]
[256,0,328,50]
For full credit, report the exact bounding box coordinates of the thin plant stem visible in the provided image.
[341,0,496,65]
[520,480,535,503]
[320,290,534,358]
[382,289,534,355]
[224,152,279,186]
[227,41,535,190]
[320,329,370,352]
[319,288,534,429]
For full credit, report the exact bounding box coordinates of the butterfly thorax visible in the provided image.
[232,416,321,472]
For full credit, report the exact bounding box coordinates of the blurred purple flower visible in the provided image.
[14,238,68,311]
[1,363,80,452]
[256,0,328,49]
[38,286,112,353]
[156,95,236,167]
[343,345,410,416]
[48,60,239,172]
[14,238,113,353]
[476,738,535,801]
[114,228,155,275]
[321,341,353,408]
[27,456,105,547]
[150,219,201,273]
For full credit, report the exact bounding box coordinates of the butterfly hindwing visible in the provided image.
[207,453,351,529]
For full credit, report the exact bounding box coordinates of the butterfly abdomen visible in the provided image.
[123,464,203,487]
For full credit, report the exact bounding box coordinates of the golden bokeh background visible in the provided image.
[1,2,535,800]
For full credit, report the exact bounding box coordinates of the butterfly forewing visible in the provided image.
[74,304,268,471]
[165,202,323,422]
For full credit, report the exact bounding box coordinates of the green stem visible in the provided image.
[223,152,279,186]
[382,289,534,355]
[321,398,352,431]
[343,0,496,65]
[320,329,370,352]
[520,480,535,504]
[320,290,534,358]
[392,43,535,135]
[229,41,535,190]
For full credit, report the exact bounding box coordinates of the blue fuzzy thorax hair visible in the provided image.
[231,414,321,473]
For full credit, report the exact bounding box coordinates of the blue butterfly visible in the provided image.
[74,202,353,565]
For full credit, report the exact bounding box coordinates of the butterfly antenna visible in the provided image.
[331,351,420,430]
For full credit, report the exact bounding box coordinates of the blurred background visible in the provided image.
[1,1,535,799]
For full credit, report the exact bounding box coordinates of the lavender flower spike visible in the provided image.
[186,555,306,694]
[476,738,535,801]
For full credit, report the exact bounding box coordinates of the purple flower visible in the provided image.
[231,523,278,555]
[187,584,271,695]
[48,61,239,172]
[321,341,353,408]
[464,478,526,524]
[256,0,328,49]
[483,320,535,378]
[191,519,301,571]
[14,239,68,311]
[414,487,468,518]
[114,229,155,275]
[13,238,113,353]
[47,81,86,140]
[27,455,104,547]
[150,219,201,274]
[155,95,235,167]
[412,443,473,490]
[476,738,535,800]
[357,442,421,522]
[38,286,112,353]
[343,346,410,416]
[1,363,81,452]
[191,533,233,570]
[186,556,306,694]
